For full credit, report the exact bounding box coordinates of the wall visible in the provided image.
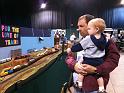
[0,46,21,59]
[0,31,54,60]
[21,31,54,54]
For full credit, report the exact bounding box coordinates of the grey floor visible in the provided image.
[106,52,124,93]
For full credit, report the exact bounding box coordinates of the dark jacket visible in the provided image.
[66,39,120,92]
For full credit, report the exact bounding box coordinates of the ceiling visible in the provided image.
[0,0,121,16]
[0,0,36,16]
[48,0,121,10]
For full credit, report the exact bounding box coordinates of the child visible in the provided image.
[67,18,107,93]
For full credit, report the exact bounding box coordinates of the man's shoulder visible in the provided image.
[107,39,115,45]
[105,39,116,51]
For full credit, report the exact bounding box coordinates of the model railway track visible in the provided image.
[0,49,61,93]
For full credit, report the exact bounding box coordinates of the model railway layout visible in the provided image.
[0,48,61,93]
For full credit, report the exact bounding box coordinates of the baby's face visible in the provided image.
[87,22,97,35]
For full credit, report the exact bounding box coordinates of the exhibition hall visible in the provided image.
[0,0,124,93]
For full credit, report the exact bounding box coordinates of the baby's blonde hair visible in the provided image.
[88,18,106,33]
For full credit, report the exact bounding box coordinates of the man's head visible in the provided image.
[77,14,94,37]
[87,18,106,35]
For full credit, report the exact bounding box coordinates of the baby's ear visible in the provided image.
[96,27,99,32]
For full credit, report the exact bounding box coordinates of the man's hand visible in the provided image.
[74,63,97,75]
[74,63,87,75]
[82,64,97,74]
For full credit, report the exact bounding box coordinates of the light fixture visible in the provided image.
[120,0,124,4]
[40,3,46,9]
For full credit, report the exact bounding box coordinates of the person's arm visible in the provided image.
[71,36,90,52]
[66,52,85,74]
[71,43,83,52]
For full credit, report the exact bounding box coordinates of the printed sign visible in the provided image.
[0,24,20,47]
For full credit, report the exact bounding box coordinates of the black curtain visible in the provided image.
[31,10,66,29]
[98,6,124,29]
[0,16,31,28]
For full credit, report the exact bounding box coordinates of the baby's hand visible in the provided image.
[66,48,72,54]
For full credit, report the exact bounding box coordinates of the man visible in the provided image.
[66,14,120,93]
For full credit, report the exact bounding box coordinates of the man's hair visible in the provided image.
[89,18,106,33]
[78,14,95,24]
